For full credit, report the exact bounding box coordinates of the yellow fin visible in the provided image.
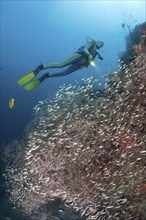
[24,80,41,91]
[17,72,35,86]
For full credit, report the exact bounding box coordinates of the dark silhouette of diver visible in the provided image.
[18,37,104,91]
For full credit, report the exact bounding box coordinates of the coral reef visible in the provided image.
[119,22,146,65]
[3,50,146,219]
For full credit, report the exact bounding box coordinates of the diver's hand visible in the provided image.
[98,55,103,60]
[88,54,93,60]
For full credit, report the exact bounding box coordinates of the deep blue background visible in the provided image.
[0,0,145,145]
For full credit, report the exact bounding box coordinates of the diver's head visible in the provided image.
[86,37,104,49]
[95,41,104,49]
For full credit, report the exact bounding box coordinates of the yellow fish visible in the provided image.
[9,98,15,109]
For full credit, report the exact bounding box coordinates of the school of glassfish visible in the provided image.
[3,52,146,219]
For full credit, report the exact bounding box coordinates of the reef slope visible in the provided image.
[3,53,146,220]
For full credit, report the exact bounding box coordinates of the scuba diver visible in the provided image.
[18,37,104,91]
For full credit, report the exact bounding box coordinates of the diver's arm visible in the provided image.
[83,42,93,58]
[84,42,103,60]
[96,51,103,60]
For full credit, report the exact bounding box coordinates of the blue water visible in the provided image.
[0,0,145,145]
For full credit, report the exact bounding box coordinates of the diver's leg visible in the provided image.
[43,53,83,69]
[18,54,81,86]
[24,58,87,91]
[24,64,81,91]
[49,62,84,78]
